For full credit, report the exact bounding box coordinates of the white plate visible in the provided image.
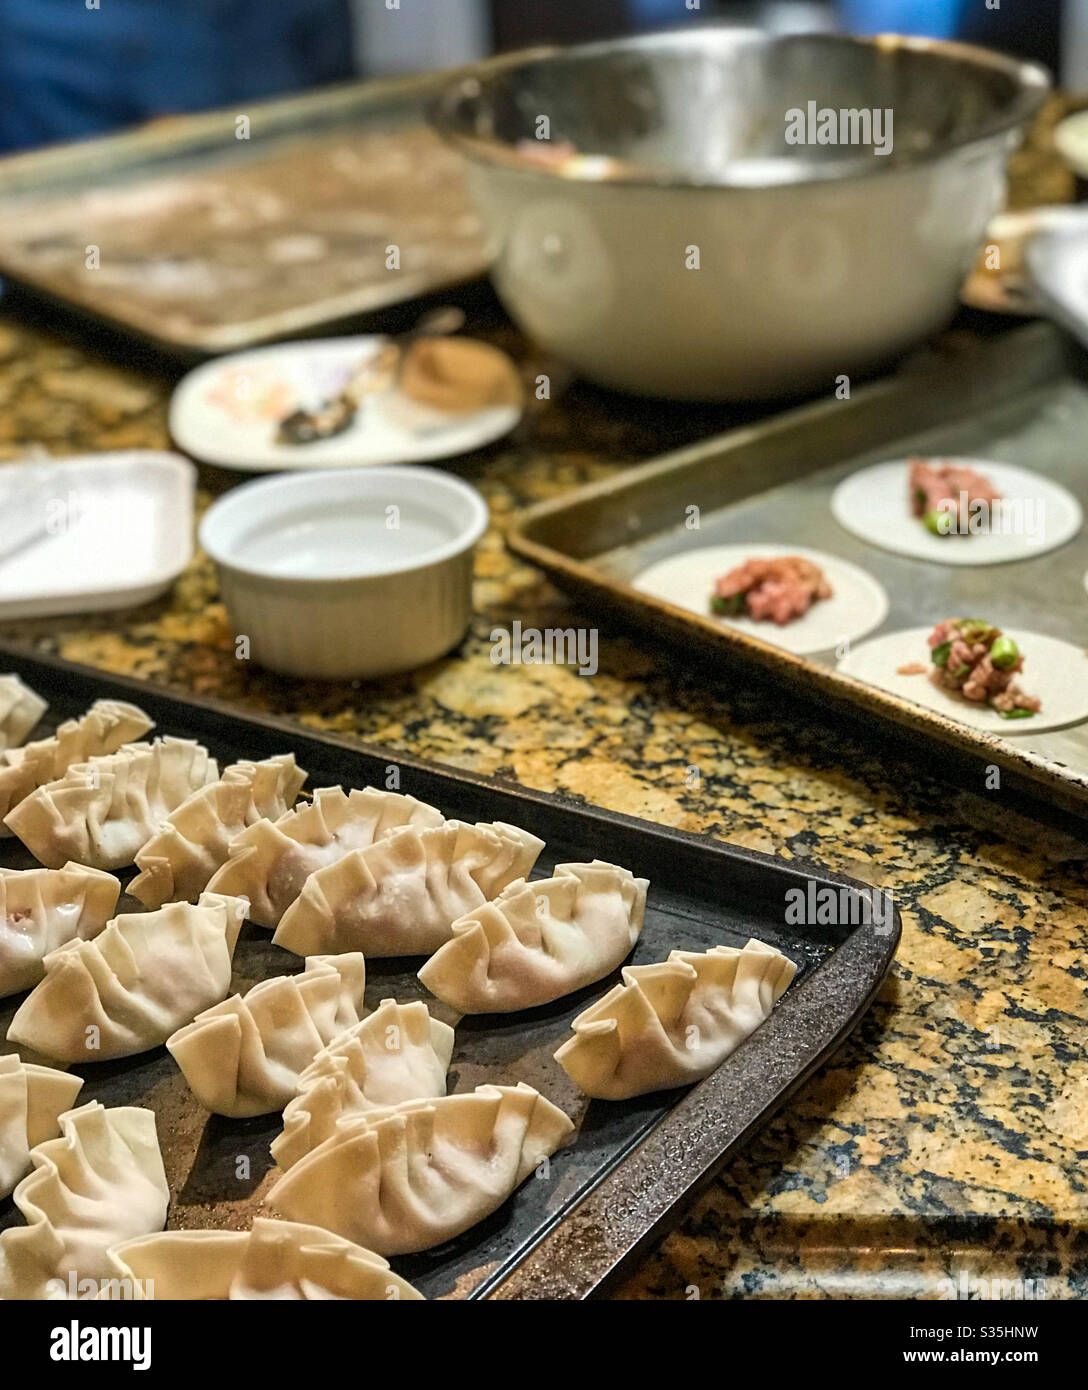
[631,543,888,657]
[0,451,195,619]
[169,336,522,472]
[838,626,1088,736]
[831,457,1082,566]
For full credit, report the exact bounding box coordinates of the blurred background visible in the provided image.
[0,0,1070,153]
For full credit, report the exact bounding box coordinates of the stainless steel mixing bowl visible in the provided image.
[432,30,1049,400]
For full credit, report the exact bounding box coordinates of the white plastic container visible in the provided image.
[0,451,195,620]
[199,466,489,679]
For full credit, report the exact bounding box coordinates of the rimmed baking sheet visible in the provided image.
[507,322,1088,817]
[0,647,897,1300]
[0,54,546,356]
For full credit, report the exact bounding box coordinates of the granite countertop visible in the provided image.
[0,106,1086,1299]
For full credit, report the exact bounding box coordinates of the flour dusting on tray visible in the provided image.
[0,126,486,348]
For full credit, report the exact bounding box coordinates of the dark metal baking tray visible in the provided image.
[508,321,1088,819]
[0,647,897,1300]
[0,52,545,357]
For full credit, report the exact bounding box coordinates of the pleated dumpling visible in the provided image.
[269,1082,573,1255]
[0,862,121,998]
[4,737,218,870]
[7,892,247,1064]
[0,674,47,753]
[128,754,306,909]
[101,1219,424,1301]
[166,953,367,1118]
[0,1054,84,1200]
[0,699,153,830]
[554,939,798,1100]
[0,1101,169,1301]
[419,860,648,1013]
[206,785,445,930]
[273,820,546,958]
[273,998,455,1170]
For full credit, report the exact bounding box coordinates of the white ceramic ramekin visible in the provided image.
[199,466,489,679]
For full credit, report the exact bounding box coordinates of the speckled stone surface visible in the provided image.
[0,113,1085,1296]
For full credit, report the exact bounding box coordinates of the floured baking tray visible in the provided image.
[0,647,897,1300]
[508,322,1088,818]
[0,53,544,356]
[0,451,194,619]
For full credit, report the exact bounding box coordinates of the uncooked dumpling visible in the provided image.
[0,862,121,998]
[206,785,445,929]
[273,998,455,1170]
[273,820,545,958]
[7,892,247,1064]
[0,1101,169,1301]
[0,700,153,832]
[128,754,306,909]
[101,1219,424,1300]
[0,1054,84,1200]
[554,939,797,1100]
[4,737,218,870]
[269,1082,573,1255]
[166,953,367,1118]
[0,674,47,753]
[419,860,648,1013]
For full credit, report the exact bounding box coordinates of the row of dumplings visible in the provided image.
[0,1086,422,1300]
[0,674,797,1300]
[0,1061,572,1297]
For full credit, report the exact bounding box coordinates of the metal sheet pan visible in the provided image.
[0,53,546,356]
[508,322,1088,819]
[0,647,897,1300]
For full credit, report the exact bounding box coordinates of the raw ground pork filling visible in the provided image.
[711,556,832,626]
[909,458,1002,535]
[927,619,1041,717]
